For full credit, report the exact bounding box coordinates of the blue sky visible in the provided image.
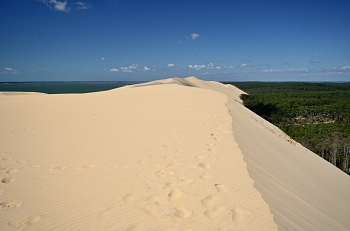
[1,0,349,81]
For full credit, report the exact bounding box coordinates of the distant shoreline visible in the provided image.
[1,81,349,94]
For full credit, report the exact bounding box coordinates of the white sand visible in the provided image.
[0,77,349,231]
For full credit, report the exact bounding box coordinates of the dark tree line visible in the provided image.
[226,82,350,174]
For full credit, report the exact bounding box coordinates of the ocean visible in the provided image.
[0,81,142,94]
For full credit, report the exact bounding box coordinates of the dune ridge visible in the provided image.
[0,77,349,230]
[141,77,350,230]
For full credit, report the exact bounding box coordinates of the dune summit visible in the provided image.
[0,77,349,231]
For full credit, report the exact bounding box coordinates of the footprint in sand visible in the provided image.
[213,137,219,141]
[168,188,183,199]
[2,156,12,160]
[198,163,211,169]
[215,184,230,193]
[52,166,67,170]
[166,163,175,169]
[126,224,146,231]
[174,207,192,218]
[16,160,26,165]
[1,201,23,209]
[2,177,15,184]
[144,195,167,206]
[207,143,216,152]
[78,165,96,170]
[143,204,167,218]
[123,193,137,202]
[231,206,252,225]
[30,165,41,168]
[157,169,174,177]
[195,155,206,160]
[6,168,18,174]
[163,177,193,191]
[201,194,223,209]
[163,182,177,190]
[8,216,41,228]
[0,189,4,196]
[208,147,216,152]
[145,195,159,201]
[178,176,194,184]
[204,206,227,219]
[0,166,8,171]
[200,173,213,180]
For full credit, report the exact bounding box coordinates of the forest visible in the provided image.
[226,82,350,175]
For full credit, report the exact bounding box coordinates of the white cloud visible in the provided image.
[188,64,206,70]
[1,67,19,75]
[190,33,199,40]
[40,0,91,12]
[40,0,69,12]
[128,64,138,69]
[188,63,222,71]
[242,59,252,63]
[101,57,106,61]
[262,69,283,73]
[143,66,150,71]
[186,33,199,40]
[224,65,234,69]
[239,63,248,68]
[261,68,309,73]
[121,67,133,73]
[53,0,68,11]
[177,40,182,44]
[340,65,350,70]
[76,1,92,10]
[109,68,119,73]
[167,64,175,67]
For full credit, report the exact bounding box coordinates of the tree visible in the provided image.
[331,132,340,166]
[342,145,349,173]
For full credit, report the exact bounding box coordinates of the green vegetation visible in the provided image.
[226,82,350,174]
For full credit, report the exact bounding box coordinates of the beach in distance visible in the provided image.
[0,76,349,231]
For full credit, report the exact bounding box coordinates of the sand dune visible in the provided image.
[0,77,349,230]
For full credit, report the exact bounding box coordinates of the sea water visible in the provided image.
[0,81,142,94]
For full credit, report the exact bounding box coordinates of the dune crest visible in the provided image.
[140,76,350,230]
[0,77,349,230]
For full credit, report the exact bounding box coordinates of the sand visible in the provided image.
[0,76,349,231]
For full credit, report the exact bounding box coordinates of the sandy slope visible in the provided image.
[0,77,349,230]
